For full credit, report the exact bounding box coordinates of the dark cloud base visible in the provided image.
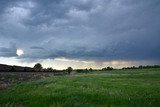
[0,0,160,63]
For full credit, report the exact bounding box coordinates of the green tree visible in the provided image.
[102,67,113,71]
[107,66,113,70]
[66,67,73,74]
[89,68,93,72]
[34,63,43,71]
[47,67,53,72]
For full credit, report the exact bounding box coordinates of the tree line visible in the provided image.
[0,63,160,74]
[122,65,160,70]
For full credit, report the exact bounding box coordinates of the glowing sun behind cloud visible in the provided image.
[16,49,24,56]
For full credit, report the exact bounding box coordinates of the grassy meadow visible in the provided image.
[0,68,160,107]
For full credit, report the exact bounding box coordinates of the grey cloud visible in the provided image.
[30,46,44,50]
[0,44,17,57]
[0,0,160,62]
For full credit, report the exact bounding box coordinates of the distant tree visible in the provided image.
[102,66,113,71]
[24,67,27,72]
[132,66,136,69]
[10,66,15,72]
[66,67,73,74]
[76,69,83,73]
[139,65,143,69]
[153,65,160,68]
[47,67,53,72]
[107,66,113,70]
[102,67,107,71]
[122,65,160,70]
[89,68,93,72]
[34,63,43,71]
[85,68,89,73]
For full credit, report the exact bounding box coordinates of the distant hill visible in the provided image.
[0,64,34,72]
[0,64,64,73]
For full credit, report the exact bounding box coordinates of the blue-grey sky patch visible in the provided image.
[30,46,44,50]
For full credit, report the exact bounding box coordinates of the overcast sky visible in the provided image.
[0,0,160,69]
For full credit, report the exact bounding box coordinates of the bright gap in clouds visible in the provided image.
[0,57,159,70]
[16,49,24,56]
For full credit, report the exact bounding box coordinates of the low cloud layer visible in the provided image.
[0,0,160,64]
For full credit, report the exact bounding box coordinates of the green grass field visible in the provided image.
[0,68,160,107]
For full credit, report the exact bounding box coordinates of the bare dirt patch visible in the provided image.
[0,72,54,90]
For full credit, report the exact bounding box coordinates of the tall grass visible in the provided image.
[0,68,160,107]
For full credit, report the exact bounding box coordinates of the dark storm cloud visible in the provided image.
[0,44,17,57]
[0,0,160,62]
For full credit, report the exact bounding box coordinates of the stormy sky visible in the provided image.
[0,0,160,69]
